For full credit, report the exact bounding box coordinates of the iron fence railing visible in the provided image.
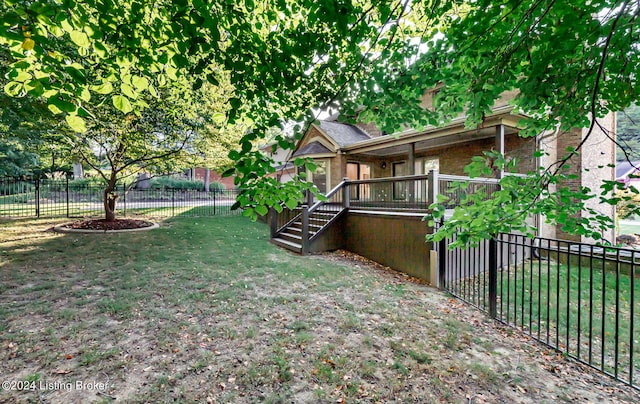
[438,231,640,389]
[0,177,240,218]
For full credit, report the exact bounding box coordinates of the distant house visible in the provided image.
[616,160,640,188]
[260,142,296,183]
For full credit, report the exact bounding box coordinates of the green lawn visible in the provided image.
[1,217,639,402]
[448,254,640,381]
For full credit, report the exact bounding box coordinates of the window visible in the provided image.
[308,160,328,194]
[414,157,439,174]
[392,162,406,200]
[347,162,371,200]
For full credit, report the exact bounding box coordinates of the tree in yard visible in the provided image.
[1,0,638,237]
[73,82,233,221]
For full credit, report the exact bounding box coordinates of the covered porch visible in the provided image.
[270,172,501,284]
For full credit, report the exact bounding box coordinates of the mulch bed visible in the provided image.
[62,218,155,231]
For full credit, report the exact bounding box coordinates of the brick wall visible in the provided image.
[192,168,236,189]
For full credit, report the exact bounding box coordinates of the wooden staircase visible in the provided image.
[271,180,349,254]
[271,207,343,253]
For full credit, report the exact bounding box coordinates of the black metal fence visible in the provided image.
[0,177,240,218]
[438,232,640,389]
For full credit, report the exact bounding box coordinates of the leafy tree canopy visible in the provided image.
[1,0,639,235]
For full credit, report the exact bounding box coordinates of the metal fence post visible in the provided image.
[488,236,498,319]
[172,188,175,216]
[66,177,69,218]
[122,184,127,217]
[301,204,309,255]
[213,189,216,216]
[438,235,447,289]
[35,178,40,218]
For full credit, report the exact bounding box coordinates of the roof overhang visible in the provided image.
[343,107,526,157]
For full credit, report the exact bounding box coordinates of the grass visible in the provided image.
[448,253,640,380]
[1,216,640,402]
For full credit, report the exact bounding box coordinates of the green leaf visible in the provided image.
[212,112,225,124]
[61,19,74,33]
[65,115,87,132]
[112,95,133,114]
[242,207,255,218]
[255,205,268,216]
[90,81,113,94]
[4,81,23,96]
[80,88,91,102]
[285,198,298,210]
[131,76,149,91]
[70,30,90,48]
[121,83,137,99]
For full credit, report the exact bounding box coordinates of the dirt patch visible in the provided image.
[61,218,155,231]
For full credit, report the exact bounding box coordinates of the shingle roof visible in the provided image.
[317,121,371,147]
[292,141,333,157]
[616,161,640,180]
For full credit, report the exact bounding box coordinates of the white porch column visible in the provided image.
[495,124,505,178]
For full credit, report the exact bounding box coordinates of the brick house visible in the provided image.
[270,89,616,283]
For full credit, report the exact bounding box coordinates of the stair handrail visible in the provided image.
[273,204,303,236]
[273,179,350,241]
[308,179,349,215]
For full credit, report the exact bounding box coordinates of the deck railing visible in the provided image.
[347,174,433,211]
[437,174,500,208]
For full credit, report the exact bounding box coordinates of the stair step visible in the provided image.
[272,238,302,252]
[280,232,302,240]
[289,221,324,229]
[310,212,336,217]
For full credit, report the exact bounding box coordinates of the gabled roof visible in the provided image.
[292,141,332,157]
[616,160,640,180]
[316,121,371,147]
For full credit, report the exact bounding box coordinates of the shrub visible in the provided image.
[149,177,226,193]
[67,177,107,190]
[209,181,226,194]
[150,177,204,190]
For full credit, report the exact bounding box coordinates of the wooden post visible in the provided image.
[301,204,310,255]
[342,177,350,209]
[305,189,313,206]
[427,169,439,206]
[270,207,277,238]
[408,143,415,204]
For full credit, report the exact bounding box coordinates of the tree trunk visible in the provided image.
[104,183,118,222]
[73,162,84,179]
[204,168,210,192]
